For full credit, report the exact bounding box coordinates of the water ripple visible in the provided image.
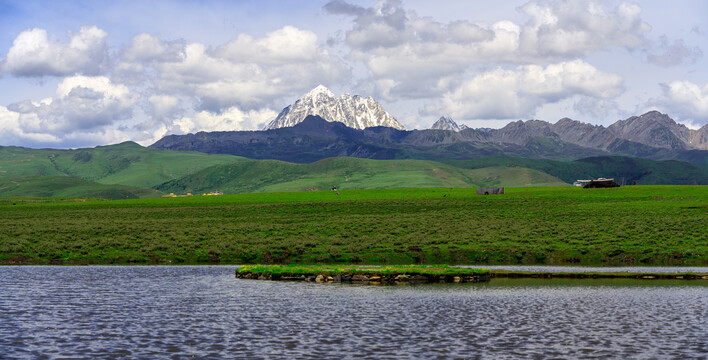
[1,266,706,359]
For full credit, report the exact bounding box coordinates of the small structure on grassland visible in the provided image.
[583,178,620,188]
[573,179,592,187]
[476,187,504,195]
[162,192,194,198]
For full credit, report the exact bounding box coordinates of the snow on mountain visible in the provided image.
[430,116,467,132]
[265,85,405,130]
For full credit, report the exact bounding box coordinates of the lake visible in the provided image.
[1,266,706,359]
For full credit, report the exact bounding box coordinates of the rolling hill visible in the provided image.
[2,140,707,199]
[446,156,708,185]
[0,141,245,188]
[0,176,162,199]
[154,157,569,194]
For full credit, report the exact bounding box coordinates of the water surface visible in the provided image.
[462,265,708,273]
[1,266,706,359]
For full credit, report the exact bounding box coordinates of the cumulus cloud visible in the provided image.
[122,33,185,63]
[0,104,137,148]
[134,94,182,132]
[325,0,408,50]
[213,26,319,64]
[324,0,649,101]
[1,24,351,147]
[173,107,278,134]
[3,26,109,77]
[518,0,650,57]
[655,81,708,123]
[5,76,137,137]
[424,60,624,120]
[119,26,349,112]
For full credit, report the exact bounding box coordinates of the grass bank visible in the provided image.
[235,265,708,282]
[0,186,706,266]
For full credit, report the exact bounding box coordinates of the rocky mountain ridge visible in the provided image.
[151,114,708,166]
[554,111,707,151]
[265,85,405,130]
[430,117,468,132]
[260,86,707,152]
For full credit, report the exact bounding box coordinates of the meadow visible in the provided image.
[0,186,705,266]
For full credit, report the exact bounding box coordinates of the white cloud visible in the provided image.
[122,33,185,63]
[1,25,348,147]
[518,0,650,57]
[325,0,650,101]
[0,104,136,148]
[213,26,319,64]
[425,60,624,120]
[3,26,109,77]
[149,95,180,121]
[123,27,350,112]
[6,75,138,136]
[131,94,183,133]
[174,107,278,134]
[656,81,708,123]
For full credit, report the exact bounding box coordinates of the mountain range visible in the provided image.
[152,112,708,167]
[150,85,708,166]
[435,111,708,150]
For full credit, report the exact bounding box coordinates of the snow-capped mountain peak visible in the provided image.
[306,84,335,99]
[430,116,466,132]
[266,86,404,130]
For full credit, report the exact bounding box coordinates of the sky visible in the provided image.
[0,0,706,149]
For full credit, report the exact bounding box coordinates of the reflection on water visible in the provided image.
[1,266,706,359]
[461,265,708,273]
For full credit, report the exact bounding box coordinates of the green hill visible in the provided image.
[2,141,705,198]
[155,157,568,194]
[0,142,245,188]
[446,156,708,185]
[465,166,569,187]
[0,176,162,199]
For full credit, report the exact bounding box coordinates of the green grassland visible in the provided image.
[3,141,708,199]
[0,176,162,199]
[0,141,244,188]
[1,186,705,266]
[156,157,568,194]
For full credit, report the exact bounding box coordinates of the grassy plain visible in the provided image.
[0,185,705,266]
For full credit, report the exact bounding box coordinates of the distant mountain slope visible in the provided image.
[154,112,708,166]
[0,142,244,188]
[0,176,162,199]
[446,156,708,185]
[155,157,568,194]
[430,117,467,132]
[550,111,708,157]
[607,111,702,149]
[266,85,404,130]
[153,115,610,163]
